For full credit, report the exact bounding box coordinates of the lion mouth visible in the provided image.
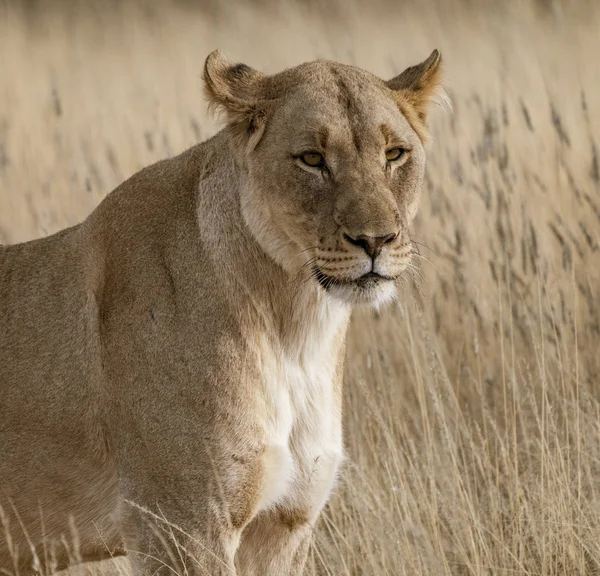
[313,269,395,291]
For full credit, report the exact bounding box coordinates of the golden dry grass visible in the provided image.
[1,0,600,574]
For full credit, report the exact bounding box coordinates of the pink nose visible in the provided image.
[344,232,397,259]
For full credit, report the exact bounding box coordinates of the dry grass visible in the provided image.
[1,0,600,574]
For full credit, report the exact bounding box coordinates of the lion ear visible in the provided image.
[386,50,446,125]
[203,50,269,146]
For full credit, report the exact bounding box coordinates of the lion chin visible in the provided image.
[314,269,399,309]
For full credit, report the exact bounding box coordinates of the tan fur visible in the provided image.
[0,50,443,575]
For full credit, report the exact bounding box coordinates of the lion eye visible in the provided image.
[300,152,325,168]
[385,148,405,162]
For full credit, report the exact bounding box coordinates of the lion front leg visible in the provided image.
[114,434,266,576]
[119,490,241,576]
[234,506,313,576]
[235,445,343,575]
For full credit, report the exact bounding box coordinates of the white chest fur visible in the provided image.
[254,300,349,521]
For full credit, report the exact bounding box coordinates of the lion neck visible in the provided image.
[233,235,351,364]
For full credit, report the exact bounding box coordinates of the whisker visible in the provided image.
[405,268,424,286]
[409,235,437,254]
[299,245,319,255]
[301,255,319,271]
[411,251,441,274]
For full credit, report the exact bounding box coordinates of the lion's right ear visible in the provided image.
[203,50,268,148]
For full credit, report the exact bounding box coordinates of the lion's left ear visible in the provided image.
[386,50,446,128]
[203,50,270,148]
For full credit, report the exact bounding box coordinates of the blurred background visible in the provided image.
[2,0,600,574]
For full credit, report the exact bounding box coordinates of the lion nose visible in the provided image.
[344,232,397,259]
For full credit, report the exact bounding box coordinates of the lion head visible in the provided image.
[204,49,444,307]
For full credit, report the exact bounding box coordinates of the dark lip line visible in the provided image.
[313,268,395,290]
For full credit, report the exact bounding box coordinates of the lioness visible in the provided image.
[0,50,444,575]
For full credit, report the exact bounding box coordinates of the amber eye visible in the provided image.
[385,148,406,162]
[300,152,325,168]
